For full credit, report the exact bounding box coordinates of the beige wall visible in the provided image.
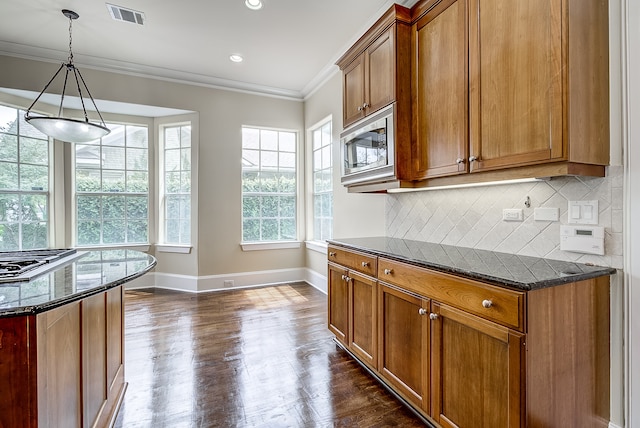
[303,72,386,282]
[0,55,306,279]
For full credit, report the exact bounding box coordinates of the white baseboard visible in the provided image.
[609,422,622,428]
[127,268,328,294]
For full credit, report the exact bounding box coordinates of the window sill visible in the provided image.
[241,241,301,251]
[156,245,192,254]
[76,244,151,252]
[305,240,328,254]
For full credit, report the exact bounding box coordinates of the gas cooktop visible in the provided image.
[0,249,77,283]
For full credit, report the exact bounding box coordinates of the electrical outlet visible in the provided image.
[502,208,524,222]
[223,280,234,287]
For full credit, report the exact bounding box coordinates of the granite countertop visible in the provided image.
[0,249,156,318]
[327,237,616,291]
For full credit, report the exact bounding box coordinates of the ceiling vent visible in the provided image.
[106,3,145,25]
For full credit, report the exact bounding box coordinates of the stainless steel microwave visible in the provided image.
[340,105,395,185]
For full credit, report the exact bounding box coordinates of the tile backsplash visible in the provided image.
[386,166,623,269]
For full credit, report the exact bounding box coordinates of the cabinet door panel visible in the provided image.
[413,0,468,179]
[469,0,563,172]
[367,28,395,114]
[378,283,430,411]
[349,271,377,368]
[432,303,524,428]
[82,293,107,428]
[328,263,349,345]
[343,56,366,127]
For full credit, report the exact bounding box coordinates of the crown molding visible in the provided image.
[0,41,305,101]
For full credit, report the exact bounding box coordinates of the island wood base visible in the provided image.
[0,285,126,428]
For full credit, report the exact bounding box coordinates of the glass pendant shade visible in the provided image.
[25,9,110,144]
[26,116,110,142]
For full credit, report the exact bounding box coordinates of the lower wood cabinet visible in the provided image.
[431,302,524,428]
[328,262,378,369]
[327,245,610,428]
[0,286,126,428]
[378,283,430,411]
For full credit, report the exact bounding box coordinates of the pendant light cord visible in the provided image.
[67,15,74,65]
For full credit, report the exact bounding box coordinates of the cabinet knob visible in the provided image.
[357,106,363,111]
[469,156,478,162]
[363,103,369,109]
[329,252,336,257]
[341,274,346,281]
[418,308,428,316]
[429,313,439,320]
[456,158,465,164]
[482,299,493,308]
[383,268,393,275]
[361,261,369,267]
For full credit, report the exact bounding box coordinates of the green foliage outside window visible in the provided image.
[0,106,49,251]
[241,127,297,242]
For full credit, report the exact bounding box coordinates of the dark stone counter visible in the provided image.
[0,249,156,318]
[327,237,616,291]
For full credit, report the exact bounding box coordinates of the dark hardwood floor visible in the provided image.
[113,283,426,427]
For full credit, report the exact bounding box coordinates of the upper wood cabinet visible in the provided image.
[337,5,411,129]
[412,0,468,180]
[411,0,609,182]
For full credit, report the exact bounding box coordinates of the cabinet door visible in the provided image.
[82,293,107,428]
[36,302,82,428]
[413,0,468,180]
[468,0,563,172]
[431,303,524,428]
[366,27,395,116]
[349,270,378,369]
[378,283,430,412]
[328,262,349,345]
[343,55,366,127]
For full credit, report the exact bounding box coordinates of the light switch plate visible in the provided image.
[502,208,523,221]
[534,207,559,221]
[567,200,599,225]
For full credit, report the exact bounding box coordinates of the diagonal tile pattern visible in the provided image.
[387,166,623,269]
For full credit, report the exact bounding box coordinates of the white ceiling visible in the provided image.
[0,0,418,100]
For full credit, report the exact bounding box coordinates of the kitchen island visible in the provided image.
[0,249,156,428]
[327,237,615,428]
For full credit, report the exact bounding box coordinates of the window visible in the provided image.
[74,124,149,246]
[0,105,50,250]
[242,127,297,242]
[311,119,333,241]
[161,124,191,245]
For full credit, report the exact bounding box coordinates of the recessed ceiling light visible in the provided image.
[245,0,263,10]
[230,54,244,63]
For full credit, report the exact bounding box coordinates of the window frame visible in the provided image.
[0,104,53,251]
[72,122,151,248]
[240,125,301,250]
[309,117,333,243]
[158,122,192,248]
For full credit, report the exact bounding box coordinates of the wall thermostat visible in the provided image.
[560,225,605,255]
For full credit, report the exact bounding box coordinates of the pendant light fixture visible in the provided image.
[25,9,110,143]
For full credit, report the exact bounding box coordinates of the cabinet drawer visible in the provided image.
[328,246,377,277]
[378,258,524,331]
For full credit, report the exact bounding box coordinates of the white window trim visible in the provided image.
[240,125,301,244]
[155,244,192,253]
[241,241,301,251]
[305,240,327,254]
[307,115,333,242]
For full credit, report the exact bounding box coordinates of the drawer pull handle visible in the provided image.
[361,261,369,267]
[418,308,427,316]
[482,299,493,308]
[329,252,336,257]
[429,313,438,320]
[384,268,393,275]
